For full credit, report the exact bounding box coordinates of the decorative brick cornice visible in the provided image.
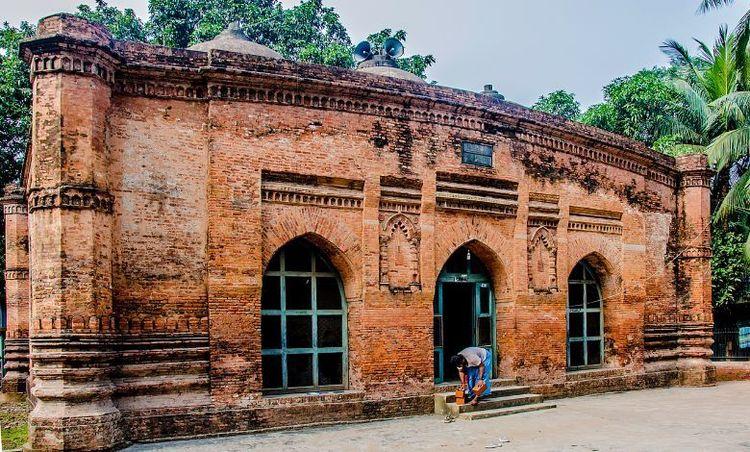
[5,269,29,280]
[111,68,679,189]
[568,222,623,235]
[516,131,676,187]
[117,77,206,100]
[33,315,209,335]
[23,13,682,195]
[676,154,714,189]
[528,217,558,228]
[1,185,27,215]
[679,172,712,189]
[261,183,363,210]
[379,184,422,215]
[678,246,712,260]
[29,48,117,85]
[28,186,114,213]
[436,174,518,218]
[260,171,364,210]
[528,192,560,227]
[3,204,28,215]
[567,205,623,235]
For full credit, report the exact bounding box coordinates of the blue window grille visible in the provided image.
[461,141,493,167]
[567,261,604,369]
[261,239,347,392]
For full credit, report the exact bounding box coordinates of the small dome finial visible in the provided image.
[188,19,284,59]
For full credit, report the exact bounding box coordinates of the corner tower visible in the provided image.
[20,14,122,450]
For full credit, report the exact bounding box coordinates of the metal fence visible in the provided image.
[712,328,750,361]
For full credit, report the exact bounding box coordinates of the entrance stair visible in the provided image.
[434,378,556,420]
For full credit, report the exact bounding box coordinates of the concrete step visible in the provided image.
[434,385,531,415]
[458,402,557,420]
[435,378,517,393]
[447,393,544,416]
[437,385,531,404]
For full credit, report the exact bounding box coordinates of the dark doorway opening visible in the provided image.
[434,246,496,383]
[442,282,475,381]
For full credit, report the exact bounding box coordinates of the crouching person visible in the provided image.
[450,347,492,405]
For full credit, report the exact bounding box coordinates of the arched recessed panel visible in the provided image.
[379,214,420,292]
[567,260,603,369]
[261,238,347,392]
[528,227,557,292]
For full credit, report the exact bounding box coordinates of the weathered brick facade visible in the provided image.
[4,14,715,450]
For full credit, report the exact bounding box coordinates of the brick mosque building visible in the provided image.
[2,14,716,450]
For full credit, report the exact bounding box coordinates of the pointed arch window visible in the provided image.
[567,261,603,369]
[261,239,347,392]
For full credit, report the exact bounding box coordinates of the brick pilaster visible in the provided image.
[1,184,29,395]
[675,154,715,386]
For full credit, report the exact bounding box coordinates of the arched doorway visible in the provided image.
[567,260,603,369]
[434,246,495,383]
[261,238,347,392]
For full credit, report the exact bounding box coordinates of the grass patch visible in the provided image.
[1,398,28,450]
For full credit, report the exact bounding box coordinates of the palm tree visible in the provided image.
[699,0,737,12]
[698,0,750,38]
[661,26,743,152]
[663,24,750,257]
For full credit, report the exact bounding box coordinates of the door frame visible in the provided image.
[434,272,496,383]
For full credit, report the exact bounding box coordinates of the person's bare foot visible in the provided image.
[469,397,479,406]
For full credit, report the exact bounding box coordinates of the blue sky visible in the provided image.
[5,1,748,107]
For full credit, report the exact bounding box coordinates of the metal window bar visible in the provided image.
[567,263,604,370]
[461,142,494,167]
[261,244,348,392]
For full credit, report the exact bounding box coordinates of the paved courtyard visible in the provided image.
[127,382,750,452]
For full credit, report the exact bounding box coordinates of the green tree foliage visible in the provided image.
[146,0,202,48]
[76,0,147,41]
[364,29,435,80]
[580,68,682,147]
[712,217,750,306]
[0,21,34,323]
[0,22,33,190]
[77,1,433,76]
[531,90,581,120]
[146,0,354,65]
[578,103,617,132]
[273,0,352,66]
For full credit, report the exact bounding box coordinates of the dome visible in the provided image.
[188,22,284,60]
[357,65,426,83]
[355,55,426,83]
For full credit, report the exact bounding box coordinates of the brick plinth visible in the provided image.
[28,337,123,451]
[2,338,29,394]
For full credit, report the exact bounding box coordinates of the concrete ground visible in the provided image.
[127,382,750,452]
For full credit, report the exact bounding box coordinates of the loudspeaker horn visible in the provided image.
[354,41,373,62]
[383,38,404,59]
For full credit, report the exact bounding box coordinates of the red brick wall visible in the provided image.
[102,96,686,395]
[16,14,715,445]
